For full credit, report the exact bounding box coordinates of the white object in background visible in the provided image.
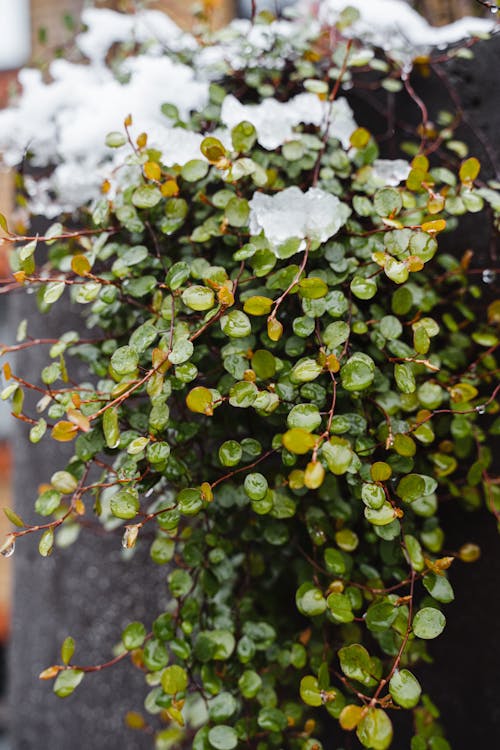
[0,0,31,71]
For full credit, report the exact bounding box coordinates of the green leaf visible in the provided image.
[105,131,127,148]
[413,607,446,639]
[209,692,238,722]
[374,188,402,217]
[181,159,209,182]
[365,601,397,632]
[143,638,168,671]
[177,487,203,516]
[0,212,9,233]
[251,349,276,379]
[244,473,268,501]
[327,592,354,623]
[186,386,214,414]
[35,489,62,517]
[300,675,323,707]
[225,197,250,227]
[394,362,417,393]
[168,339,194,365]
[298,277,328,299]
[110,488,140,520]
[397,474,437,503]
[43,281,65,305]
[321,437,353,475]
[38,528,54,557]
[208,725,238,750]
[132,185,162,209]
[103,407,120,449]
[166,261,190,290]
[162,664,188,695]
[219,440,242,467]
[356,708,393,750]
[238,670,262,698]
[422,573,454,604]
[290,358,323,384]
[287,404,322,432]
[129,323,158,353]
[338,644,378,688]
[296,583,327,616]
[282,428,316,455]
[3,507,25,528]
[51,471,78,494]
[231,121,257,152]
[459,157,480,183]
[30,418,47,444]
[182,285,215,311]
[364,502,397,526]
[323,321,350,349]
[341,356,375,391]
[389,669,422,708]
[361,483,385,510]
[220,310,252,338]
[110,346,139,376]
[122,621,147,650]
[201,136,226,163]
[257,707,288,732]
[243,295,273,315]
[53,669,84,698]
[350,276,377,300]
[61,637,75,665]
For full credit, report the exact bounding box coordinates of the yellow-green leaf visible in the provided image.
[243,296,273,315]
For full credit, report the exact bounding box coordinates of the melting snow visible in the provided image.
[371,159,411,186]
[249,186,351,255]
[310,0,495,60]
[221,93,357,150]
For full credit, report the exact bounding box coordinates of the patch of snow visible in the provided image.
[307,0,495,59]
[77,7,197,65]
[195,16,319,78]
[221,93,323,150]
[327,97,358,149]
[371,159,411,186]
[0,19,209,213]
[249,186,351,255]
[221,93,356,150]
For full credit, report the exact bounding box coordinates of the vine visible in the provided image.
[0,4,499,750]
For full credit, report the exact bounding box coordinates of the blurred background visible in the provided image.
[0,2,493,749]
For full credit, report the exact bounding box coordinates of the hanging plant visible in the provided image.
[0,4,499,749]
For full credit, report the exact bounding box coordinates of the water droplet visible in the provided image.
[0,535,16,558]
[482,269,496,284]
[491,6,498,14]
[342,81,353,90]
[476,404,486,415]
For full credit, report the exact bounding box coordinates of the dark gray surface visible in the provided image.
[8,292,166,750]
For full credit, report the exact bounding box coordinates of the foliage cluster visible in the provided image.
[1,6,499,750]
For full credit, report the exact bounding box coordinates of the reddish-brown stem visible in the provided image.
[211,449,276,489]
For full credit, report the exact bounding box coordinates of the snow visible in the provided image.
[77,7,197,65]
[0,2,495,217]
[221,93,323,150]
[310,0,495,59]
[327,98,358,150]
[249,187,351,255]
[371,159,411,186]
[221,93,356,150]
[195,16,319,78]
[0,17,209,213]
